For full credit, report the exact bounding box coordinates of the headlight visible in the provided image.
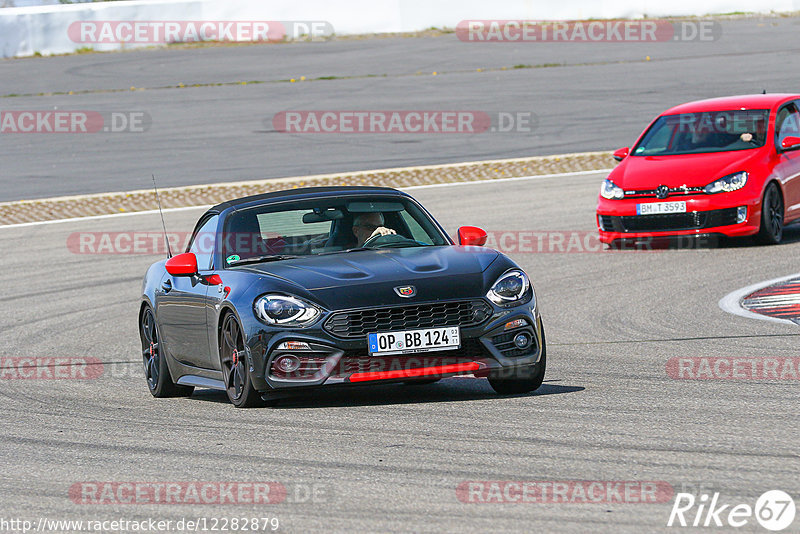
[487,270,533,307]
[600,179,625,200]
[254,295,321,326]
[704,171,748,194]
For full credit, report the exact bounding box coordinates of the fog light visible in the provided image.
[513,333,531,349]
[274,355,301,373]
[736,206,747,223]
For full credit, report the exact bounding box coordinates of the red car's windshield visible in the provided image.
[632,109,769,156]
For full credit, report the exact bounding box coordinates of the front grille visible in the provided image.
[624,186,705,199]
[330,339,489,378]
[601,207,739,233]
[323,300,492,339]
[623,212,705,231]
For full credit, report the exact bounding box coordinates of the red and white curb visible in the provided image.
[719,273,800,326]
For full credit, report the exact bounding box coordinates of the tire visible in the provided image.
[756,183,784,245]
[140,306,194,398]
[219,312,265,408]
[488,322,547,395]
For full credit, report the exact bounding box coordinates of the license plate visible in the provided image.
[637,201,687,215]
[368,327,460,356]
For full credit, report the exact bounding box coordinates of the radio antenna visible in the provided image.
[152,174,172,258]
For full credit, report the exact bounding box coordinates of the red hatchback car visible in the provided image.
[597,94,800,245]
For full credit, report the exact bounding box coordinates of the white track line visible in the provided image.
[0,205,209,230]
[0,169,611,230]
[718,273,800,326]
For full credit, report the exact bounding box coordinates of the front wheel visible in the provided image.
[756,183,784,245]
[488,323,546,395]
[219,313,264,408]
[140,306,194,398]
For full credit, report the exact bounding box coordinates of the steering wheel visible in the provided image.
[362,233,420,248]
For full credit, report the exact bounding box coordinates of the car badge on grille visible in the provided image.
[656,185,669,199]
[394,286,416,298]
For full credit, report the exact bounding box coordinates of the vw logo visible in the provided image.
[394,286,416,298]
[655,185,670,199]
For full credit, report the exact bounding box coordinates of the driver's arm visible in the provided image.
[369,226,397,240]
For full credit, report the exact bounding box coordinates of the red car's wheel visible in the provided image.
[756,183,784,245]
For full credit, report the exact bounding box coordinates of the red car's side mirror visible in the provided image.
[613,147,630,161]
[780,136,800,151]
[165,252,198,276]
[457,226,488,246]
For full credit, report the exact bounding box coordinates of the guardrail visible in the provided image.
[1,0,797,58]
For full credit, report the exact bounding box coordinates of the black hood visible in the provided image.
[239,246,501,309]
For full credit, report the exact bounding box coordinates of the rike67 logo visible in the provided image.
[667,490,796,531]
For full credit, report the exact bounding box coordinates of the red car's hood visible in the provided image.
[611,149,765,189]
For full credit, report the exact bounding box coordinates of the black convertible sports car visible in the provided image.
[139,186,546,407]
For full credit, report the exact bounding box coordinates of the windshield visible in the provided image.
[632,109,769,156]
[221,196,449,266]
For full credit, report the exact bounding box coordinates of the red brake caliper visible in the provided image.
[232,349,239,366]
[149,342,155,361]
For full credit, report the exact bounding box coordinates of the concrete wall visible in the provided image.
[1,0,797,58]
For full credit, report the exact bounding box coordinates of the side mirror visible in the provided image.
[613,147,630,161]
[457,226,488,246]
[165,252,198,276]
[780,136,800,151]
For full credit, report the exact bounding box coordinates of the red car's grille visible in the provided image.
[601,207,739,233]
[623,186,705,199]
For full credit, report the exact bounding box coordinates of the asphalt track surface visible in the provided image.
[2,16,800,201]
[2,13,800,534]
[1,173,799,533]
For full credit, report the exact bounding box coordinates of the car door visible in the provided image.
[156,214,219,369]
[774,102,800,220]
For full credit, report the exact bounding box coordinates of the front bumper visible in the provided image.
[596,193,761,243]
[245,299,542,392]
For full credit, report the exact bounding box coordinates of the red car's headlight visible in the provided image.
[704,171,748,194]
[600,179,625,200]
